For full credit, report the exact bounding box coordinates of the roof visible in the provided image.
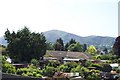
[45,51,92,60]
[63,58,80,61]
[110,63,119,68]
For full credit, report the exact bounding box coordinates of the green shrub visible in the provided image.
[31,59,39,66]
[85,61,93,67]
[26,72,33,76]
[42,66,56,77]
[22,73,28,76]
[47,60,60,67]
[16,65,43,78]
[36,74,42,78]
[79,67,89,77]
[58,64,69,72]
[2,62,16,74]
[58,62,78,73]
[86,72,100,80]
[71,65,82,73]
[16,68,28,75]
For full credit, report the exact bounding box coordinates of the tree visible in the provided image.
[53,38,64,51]
[65,39,76,51]
[67,42,83,52]
[103,47,108,54]
[69,39,76,44]
[64,42,69,51]
[86,45,97,55]
[4,27,46,63]
[113,36,120,56]
[46,42,54,50]
[83,44,87,52]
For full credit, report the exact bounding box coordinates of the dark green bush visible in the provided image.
[47,60,60,67]
[58,62,78,73]
[31,59,39,66]
[42,66,56,77]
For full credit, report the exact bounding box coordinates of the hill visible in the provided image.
[0,30,115,49]
[44,30,115,49]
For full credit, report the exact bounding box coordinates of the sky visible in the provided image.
[0,0,119,37]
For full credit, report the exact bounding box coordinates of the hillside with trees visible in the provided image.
[44,30,115,49]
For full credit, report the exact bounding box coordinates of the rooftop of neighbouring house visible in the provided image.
[44,51,93,60]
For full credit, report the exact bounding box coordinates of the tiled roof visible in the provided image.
[45,51,92,60]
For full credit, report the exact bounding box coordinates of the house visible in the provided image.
[12,63,29,68]
[63,58,81,63]
[110,63,119,68]
[44,51,92,62]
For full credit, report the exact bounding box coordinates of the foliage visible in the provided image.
[118,58,120,63]
[31,59,39,66]
[67,42,83,52]
[53,42,62,51]
[58,62,78,72]
[47,60,60,67]
[16,65,42,78]
[86,45,97,55]
[4,27,46,63]
[0,46,7,55]
[65,39,76,51]
[103,47,108,54]
[58,64,69,72]
[53,38,64,51]
[86,70,101,80]
[100,63,112,72]
[70,65,82,73]
[85,61,93,67]
[79,67,89,77]
[113,36,120,56]
[2,55,16,74]
[2,62,16,74]
[83,44,87,52]
[95,54,119,60]
[65,42,69,51]
[46,42,54,50]
[42,66,56,77]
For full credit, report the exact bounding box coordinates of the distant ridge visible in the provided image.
[43,30,115,49]
[0,30,115,49]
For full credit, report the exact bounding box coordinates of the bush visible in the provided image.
[16,68,28,75]
[31,59,39,66]
[99,54,118,60]
[2,62,16,74]
[58,62,78,73]
[42,66,56,77]
[71,65,82,73]
[36,74,42,78]
[47,60,60,67]
[26,72,33,76]
[16,65,42,78]
[86,72,100,80]
[101,63,112,72]
[79,67,89,77]
[58,64,69,72]
[85,61,93,67]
